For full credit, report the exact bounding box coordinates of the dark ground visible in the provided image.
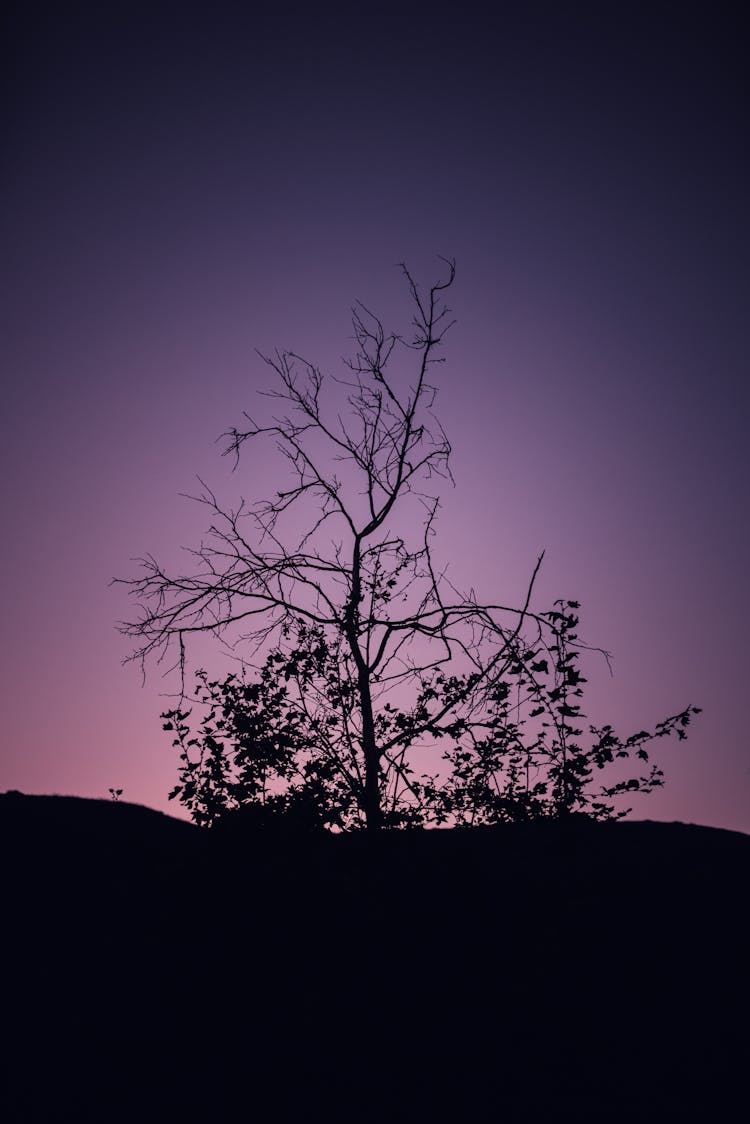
[2,792,748,1122]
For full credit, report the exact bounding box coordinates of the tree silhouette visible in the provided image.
[120,261,698,830]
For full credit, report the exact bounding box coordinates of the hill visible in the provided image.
[2,793,748,1121]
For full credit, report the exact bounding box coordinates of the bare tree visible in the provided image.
[119,260,548,830]
[119,260,697,831]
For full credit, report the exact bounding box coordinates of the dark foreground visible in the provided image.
[2,793,748,1122]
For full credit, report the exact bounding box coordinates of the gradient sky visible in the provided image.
[2,3,747,831]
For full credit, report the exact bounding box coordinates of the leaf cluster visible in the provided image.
[162,602,700,829]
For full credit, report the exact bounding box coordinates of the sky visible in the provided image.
[2,2,748,832]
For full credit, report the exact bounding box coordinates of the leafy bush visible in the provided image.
[162,601,699,829]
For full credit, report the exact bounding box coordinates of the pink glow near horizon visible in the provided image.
[2,6,747,833]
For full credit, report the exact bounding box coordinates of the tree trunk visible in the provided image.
[346,536,382,831]
[358,666,381,832]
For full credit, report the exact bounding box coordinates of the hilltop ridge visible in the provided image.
[3,794,747,1122]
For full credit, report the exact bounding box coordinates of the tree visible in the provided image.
[119,260,698,830]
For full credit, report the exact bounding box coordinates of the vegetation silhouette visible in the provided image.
[118,261,698,831]
[2,792,748,1122]
[163,600,699,831]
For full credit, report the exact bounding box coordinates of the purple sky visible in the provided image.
[3,4,748,831]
